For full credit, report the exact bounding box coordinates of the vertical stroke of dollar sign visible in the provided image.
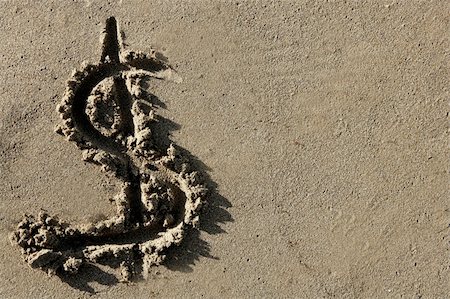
[11,17,206,281]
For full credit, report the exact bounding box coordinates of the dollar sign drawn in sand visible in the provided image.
[11,17,206,281]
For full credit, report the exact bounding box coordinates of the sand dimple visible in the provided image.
[10,16,205,282]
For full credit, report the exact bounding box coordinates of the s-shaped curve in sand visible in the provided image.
[10,17,206,282]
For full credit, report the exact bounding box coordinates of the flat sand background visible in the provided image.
[0,0,448,298]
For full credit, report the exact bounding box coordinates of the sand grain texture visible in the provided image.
[0,0,448,298]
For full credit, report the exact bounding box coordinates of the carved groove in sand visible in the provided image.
[11,17,205,281]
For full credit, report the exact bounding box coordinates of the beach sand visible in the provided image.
[0,0,448,298]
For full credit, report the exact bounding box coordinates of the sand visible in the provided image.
[0,0,448,298]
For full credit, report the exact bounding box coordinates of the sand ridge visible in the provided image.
[10,16,205,282]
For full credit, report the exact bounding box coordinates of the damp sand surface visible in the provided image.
[0,1,448,298]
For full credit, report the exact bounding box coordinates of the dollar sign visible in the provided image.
[11,17,206,282]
